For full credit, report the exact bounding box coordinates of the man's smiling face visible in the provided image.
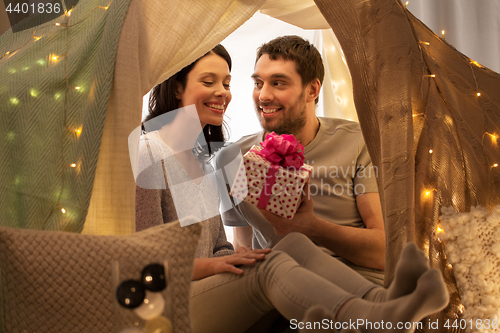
[252,54,307,136]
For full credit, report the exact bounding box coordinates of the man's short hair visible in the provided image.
[256,35,324,104]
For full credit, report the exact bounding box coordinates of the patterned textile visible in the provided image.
[314,0,500,330]
[440,206,500,333]
[0,220,201,332]
[0,0,131,231]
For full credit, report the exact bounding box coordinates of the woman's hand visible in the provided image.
[192,247,271,281]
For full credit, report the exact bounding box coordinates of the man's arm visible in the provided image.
[308,192,385,270]
[259,185,385,270]
[232,225,253,249]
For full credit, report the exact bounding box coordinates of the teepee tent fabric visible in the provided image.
[82,0,268,235]
[408,0,500,74]
[2,0,500,329]
[0,0,267,234]
[313,0,500,324]
[0,0,132,232]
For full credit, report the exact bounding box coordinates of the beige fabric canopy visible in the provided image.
[314,0,500,325]
[81,0,500,329]
[82,0,268,235]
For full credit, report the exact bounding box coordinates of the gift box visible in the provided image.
[230,132,312,219]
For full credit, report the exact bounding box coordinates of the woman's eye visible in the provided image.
[203,81,214,85]
[223,84,231,89]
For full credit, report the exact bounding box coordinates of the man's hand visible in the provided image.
[259,183,317,236]
[192,248,271,281]
[258,183,386,270]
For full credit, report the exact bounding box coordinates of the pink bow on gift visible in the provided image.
[257,132,305,168]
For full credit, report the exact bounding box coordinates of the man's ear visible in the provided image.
[306,78,321,103]
[174,82,183,100]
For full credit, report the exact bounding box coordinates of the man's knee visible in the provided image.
[275,232,310,251]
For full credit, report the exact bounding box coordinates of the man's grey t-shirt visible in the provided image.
[221,117,379,249]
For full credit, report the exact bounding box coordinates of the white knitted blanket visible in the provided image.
[440,206,500,333]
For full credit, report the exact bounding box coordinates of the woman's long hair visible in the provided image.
[143,44,231,158]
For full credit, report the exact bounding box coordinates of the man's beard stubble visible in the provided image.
[256,90,307,136]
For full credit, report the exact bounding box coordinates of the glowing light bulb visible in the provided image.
[405,1,409,6]
[10,97,19,105]
[70,163,77,168]
[419,41,430,45]
[5,51,10,55]
[429,149,433,154]
[30,89,38,97]
[425,191,431,196]
[493,164,498,168]
[73,127,82,138]
[441,30,445,38]
[33,36,42,41]
[424,74,436,78]
[66,10,72,16]
[52,56,58,61]
[477,92,481,97]
[7,50,19,58]
[55,23,60,26]
[98,6,109,9]
[436,226,443,233]
[61,208,67,213]
[74,86,81,90]
[470,60,484,68]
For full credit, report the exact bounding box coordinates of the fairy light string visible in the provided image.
[403,2,500,325]
[1,1,111,229]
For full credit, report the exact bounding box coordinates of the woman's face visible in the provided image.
[176,53,232,128]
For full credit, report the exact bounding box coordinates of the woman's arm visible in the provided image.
[192,247,271,281]
[212,215,236,257]
[135,185,164,231]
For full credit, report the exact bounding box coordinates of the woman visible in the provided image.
[135,44,448,333]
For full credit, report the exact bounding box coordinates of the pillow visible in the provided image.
[0,219,201,333]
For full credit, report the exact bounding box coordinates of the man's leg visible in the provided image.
[273,233,429,301]
[191,248,448,333]
[190,250,354,332]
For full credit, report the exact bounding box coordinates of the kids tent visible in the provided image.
[1,0,499,330]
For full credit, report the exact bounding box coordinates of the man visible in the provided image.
[221,35,385,282]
